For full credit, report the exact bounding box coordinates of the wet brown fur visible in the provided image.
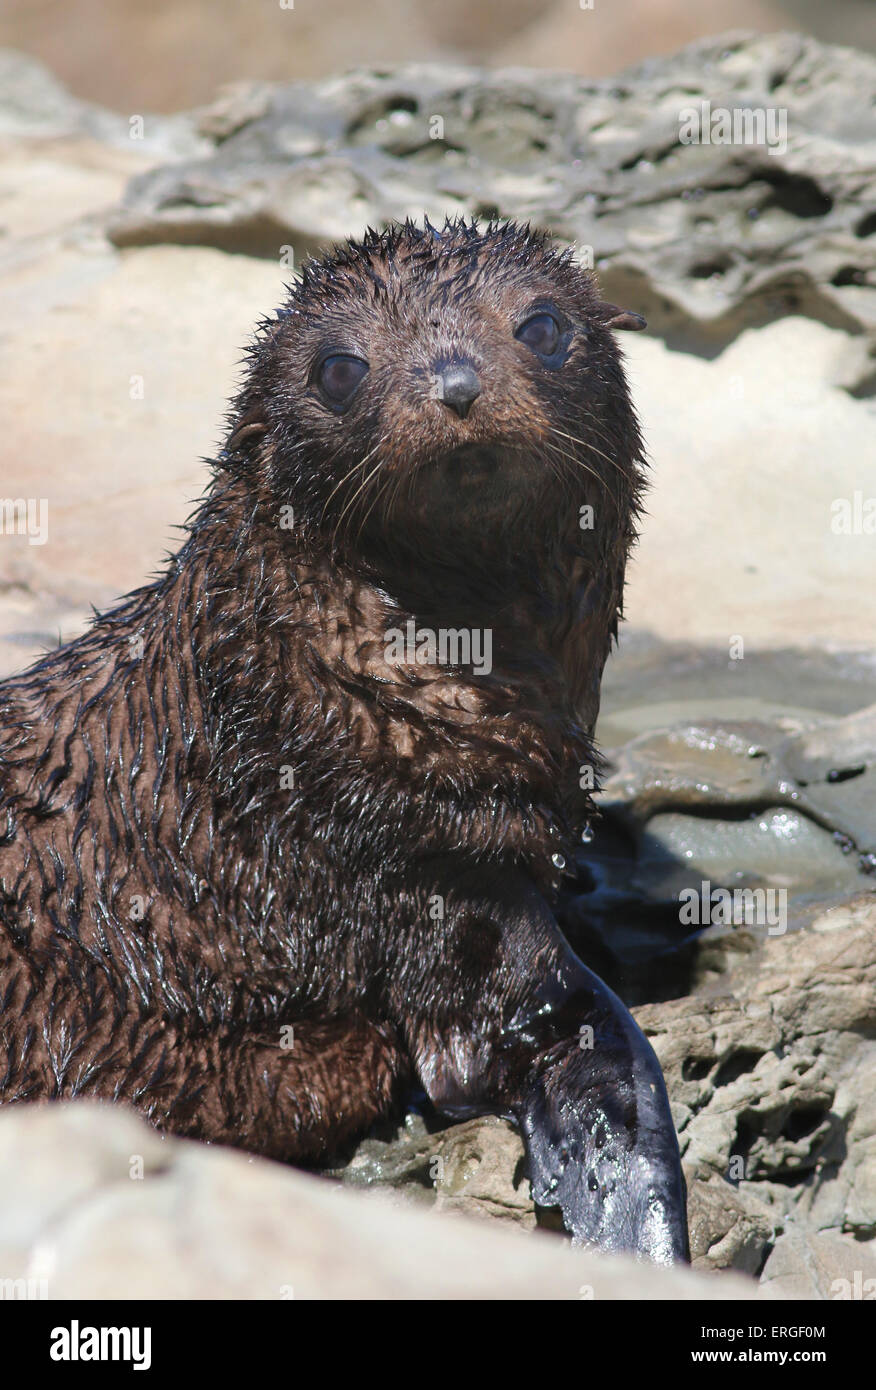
[0,219,645,1165]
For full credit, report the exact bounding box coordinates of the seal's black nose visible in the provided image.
[437,363,481,419]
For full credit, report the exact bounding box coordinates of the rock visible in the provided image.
[328,1111,439,1200]
[598,705,875,894]
[0,1102,757,1300]
[760,1229,876,1300]
[638,901,875,1173]
[497,2,802,76]
[431,1117,535,1226]
[620,319,876,647]
[331,1115,535,1228]
[102,32,876,362]
[8,0,871,118]
[556,700,876,1010]
[0,240,285,677]
[687,1177,776,1275]
[777,703,876,866]
[0,46,204,155]
[635,901,876,1285]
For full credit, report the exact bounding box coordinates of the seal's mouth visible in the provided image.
[408,439,546,517]
[430,442,503,476]
[376,438,551,551]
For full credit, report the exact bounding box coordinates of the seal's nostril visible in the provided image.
[437,363,481,419]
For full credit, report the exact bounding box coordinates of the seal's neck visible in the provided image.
[102,473,613,882]
[185,473,617,734]
[178,478,601,789]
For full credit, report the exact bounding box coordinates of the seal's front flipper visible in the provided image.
[395,860,688,1264]
[513,980,689,1263]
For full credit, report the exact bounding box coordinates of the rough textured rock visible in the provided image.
[103,33,876,367]
[760,1229,876,1300]
[332,1114,536,1229]
[641,899,876,1282]
[0,1103,757,1300]
[687,1177,777,1275]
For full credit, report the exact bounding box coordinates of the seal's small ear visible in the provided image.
[598,304,647,332]
[228,403,269,454]
[228,420,268,451]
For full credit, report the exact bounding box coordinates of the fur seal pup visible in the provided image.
[0,219,687,1263]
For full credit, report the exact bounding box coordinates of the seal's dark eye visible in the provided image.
[515,312,561,359]
[316,354,369,407]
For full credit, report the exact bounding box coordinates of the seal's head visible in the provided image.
[226,218,646,579]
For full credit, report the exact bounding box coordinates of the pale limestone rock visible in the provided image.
[0,1103,757,1301]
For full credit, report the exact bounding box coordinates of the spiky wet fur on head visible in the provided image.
[0,217,645,1145]
[227,217,644,590]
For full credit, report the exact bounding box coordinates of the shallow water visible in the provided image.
[599,637,876,740]
[562,637,876,1005]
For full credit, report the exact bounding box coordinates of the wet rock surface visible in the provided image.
[560,681,876,1005]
